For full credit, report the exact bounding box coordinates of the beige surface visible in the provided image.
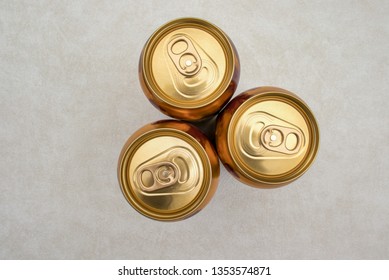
[1,0,388,259]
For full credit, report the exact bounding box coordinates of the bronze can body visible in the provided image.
[216,87,319,188]
[118,120,220,221]
[139,18,240,121]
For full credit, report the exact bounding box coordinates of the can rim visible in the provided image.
[118,126,214,221]
[227,88,320,185]
[141,17,236,109]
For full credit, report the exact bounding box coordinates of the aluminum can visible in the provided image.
[216,87,319,188]
[139,18,240,121]
[118,120,220,221]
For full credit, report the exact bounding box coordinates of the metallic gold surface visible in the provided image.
[139,18,240,121]
[118,120,220,221]
[216,87,319,188]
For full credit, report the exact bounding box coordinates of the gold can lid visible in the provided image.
[118,121,219,221]
[141,18,236,109]
[228,88,319,185]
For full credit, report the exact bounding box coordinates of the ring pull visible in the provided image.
[261,125,303,155]
[167,35,202,77]
[136,161,180,192]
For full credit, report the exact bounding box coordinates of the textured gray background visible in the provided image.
[1,0,388,259]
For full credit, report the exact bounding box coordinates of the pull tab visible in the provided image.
[136,162,179,192]
[167,35,202,77]
[261,125,303,155]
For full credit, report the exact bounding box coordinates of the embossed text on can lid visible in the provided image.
[141,18,236,109]
[118,121,219,221]
[227,88,319,186]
